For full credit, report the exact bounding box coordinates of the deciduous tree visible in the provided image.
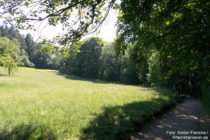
[0,37,21,75]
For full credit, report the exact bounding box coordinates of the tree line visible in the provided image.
[0,0,209,97]
[59,38,142,84]
[0,26,143,85]
[0,25,61,72]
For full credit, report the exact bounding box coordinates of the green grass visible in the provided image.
[0,67,180,140]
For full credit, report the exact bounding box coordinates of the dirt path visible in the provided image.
[129,98,210,140]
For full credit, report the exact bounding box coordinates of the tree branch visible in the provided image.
[23,2,80,21]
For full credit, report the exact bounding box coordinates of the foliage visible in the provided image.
[60,37,104,78]
[99,44,121,81]
[60,38,145,84]
[24,34,36,59]
[0,25,34,67]
[0,25,61,69]
[0,37,21,75]
[99,44,142,84]
[116,0,210,96]
[21,52,35,68]
[74,38,103,78]
[23,34,57,69]
[0,67,180,139]
[0,0,116,45]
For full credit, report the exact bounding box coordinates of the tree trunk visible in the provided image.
[8,68,11,76]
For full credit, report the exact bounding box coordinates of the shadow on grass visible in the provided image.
[0,123,56,140]
[56,72,151,88]
[80,94,178,140]
[56,72,115,84]
[0,83,8,87]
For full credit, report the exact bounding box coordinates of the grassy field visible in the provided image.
[0,67,180,140]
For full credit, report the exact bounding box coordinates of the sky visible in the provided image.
[18,9,118,43]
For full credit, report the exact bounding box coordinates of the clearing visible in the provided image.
[0,67,179,139]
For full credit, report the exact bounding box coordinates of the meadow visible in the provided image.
[0,67,180,140]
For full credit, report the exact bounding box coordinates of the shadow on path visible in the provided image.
[128,99,210,140]
[80,97,210,140]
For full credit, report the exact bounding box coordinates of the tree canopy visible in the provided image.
[115,0,210,96]
[0,0,116,45]
[0,37,21,75]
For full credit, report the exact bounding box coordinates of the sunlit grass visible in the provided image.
[0,67,180,139]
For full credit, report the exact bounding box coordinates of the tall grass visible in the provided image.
[0,67,180,139]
